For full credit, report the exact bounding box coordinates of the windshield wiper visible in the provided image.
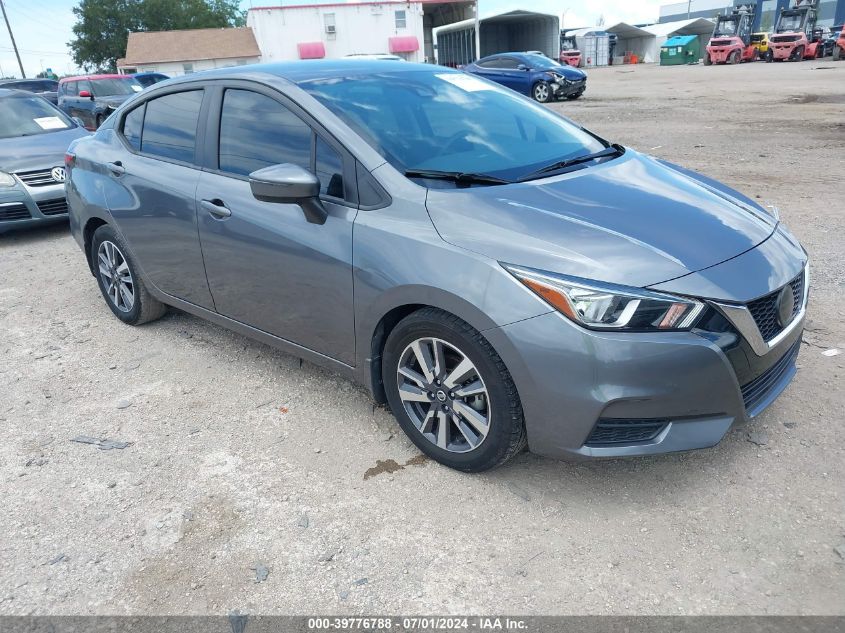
[404,169,511,186]
[518,144,624,182]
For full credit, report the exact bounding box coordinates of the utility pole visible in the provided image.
[687,0,692,19]
[0,0,25,78]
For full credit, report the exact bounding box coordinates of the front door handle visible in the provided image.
[107,161,125,176]
[201,198,232,219]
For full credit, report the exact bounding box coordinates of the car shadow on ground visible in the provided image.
[0,220,70,247]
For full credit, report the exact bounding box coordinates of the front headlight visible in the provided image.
[0,171,16,188]
[504,264,705,331]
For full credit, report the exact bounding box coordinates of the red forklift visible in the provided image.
[768,0,823,61]
[559,34,582,67]
[704,3,758,65]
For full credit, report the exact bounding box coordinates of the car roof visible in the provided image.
[146,60,455,87]
[0,87,41,97]
[59,74,128,83]
[133,71,168,77]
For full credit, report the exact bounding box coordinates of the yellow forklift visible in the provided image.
[751,32,771,60]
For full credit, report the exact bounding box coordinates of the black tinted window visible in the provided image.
[315,136,343,198]
[63,81,78,96]
[141,90,203,163]
[219,89,310,177]
[122,105,144,151]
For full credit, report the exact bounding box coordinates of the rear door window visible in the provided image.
[121,105,144,151]
[140,90,203,163]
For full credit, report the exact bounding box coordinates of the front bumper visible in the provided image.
[552,78,586,98]
[0,179,69,234]
[484,307,803,460]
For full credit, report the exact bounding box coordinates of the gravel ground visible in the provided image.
[1,60,843,616]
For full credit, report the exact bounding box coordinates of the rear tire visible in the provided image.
[728,50,740,65]
[834,46,842,61]
[704,54,712,66]
[382,308,526,472]
[765,50,773,62]
[91,225,166,326]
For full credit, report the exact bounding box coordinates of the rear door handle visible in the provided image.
[107,161,125,176]
[201,198,232,219]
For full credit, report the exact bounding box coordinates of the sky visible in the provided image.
[1,0,669,78]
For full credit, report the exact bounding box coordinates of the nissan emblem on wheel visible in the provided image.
[64,60,808,471]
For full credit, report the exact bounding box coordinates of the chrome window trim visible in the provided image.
[712,262,809,357]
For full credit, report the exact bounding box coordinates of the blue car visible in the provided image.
[464,52,587,103]
[133,72,170,88]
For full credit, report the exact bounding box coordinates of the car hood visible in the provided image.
[548,65,586,80]
[0,126,89,173]
[97,94,135,107]
[425,150,778,291]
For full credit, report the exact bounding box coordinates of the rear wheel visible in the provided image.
[834,46,842,61]
[382,308,526,472]
[765,49,773,62]
[91,225,166,325]
[532,81,551,103]
[704,53,712,66]
[728,50,740,65]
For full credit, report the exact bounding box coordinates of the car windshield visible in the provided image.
[91,78,142,96]
[0,94,75,139]
[299,70,606,183]
[521,54,561,69]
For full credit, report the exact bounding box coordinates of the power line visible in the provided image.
[0,0,25,77]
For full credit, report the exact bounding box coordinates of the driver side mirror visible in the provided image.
[79,90,93,99]
[249,163,328,225]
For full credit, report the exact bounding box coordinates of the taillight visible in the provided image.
[64,152,75,168]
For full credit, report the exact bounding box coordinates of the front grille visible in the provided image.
[747,272,804,342]
[0,203,31,220]
[740,340,800,414]
[37,198,68,216]
[14,168,61,187]
[585,419,669,447]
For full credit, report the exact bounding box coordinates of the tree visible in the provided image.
[69,0,246,72]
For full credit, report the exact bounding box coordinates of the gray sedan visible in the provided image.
[0,89,89,233]
[65,62,807,471]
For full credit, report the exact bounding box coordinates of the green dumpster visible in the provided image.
[660,35,700,65]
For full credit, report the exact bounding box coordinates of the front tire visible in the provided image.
[532,81,552,103]
[91,225,166,326]
[382,308,526,472]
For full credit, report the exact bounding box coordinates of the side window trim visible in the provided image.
[200,79,359,207]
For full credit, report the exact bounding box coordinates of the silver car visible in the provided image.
[0,89,89,234]
[65,62,808,471]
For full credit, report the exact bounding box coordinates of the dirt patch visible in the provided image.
[364,454,429,480]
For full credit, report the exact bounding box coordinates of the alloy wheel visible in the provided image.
[396,337,490,453]
[534,83,549,102]
[97,240,135,312]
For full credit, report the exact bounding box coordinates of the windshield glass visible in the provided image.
[521,54,561,69]
[714,19,738,36]
[777,13,803,32]
[299,70,606,182]
[91,78,142,96]
[0,94,75,139]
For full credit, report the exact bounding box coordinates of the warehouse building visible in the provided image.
[433,10,560,67]
[247,0,476,64]
[659,0,845,31]
[606,18,714,64]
